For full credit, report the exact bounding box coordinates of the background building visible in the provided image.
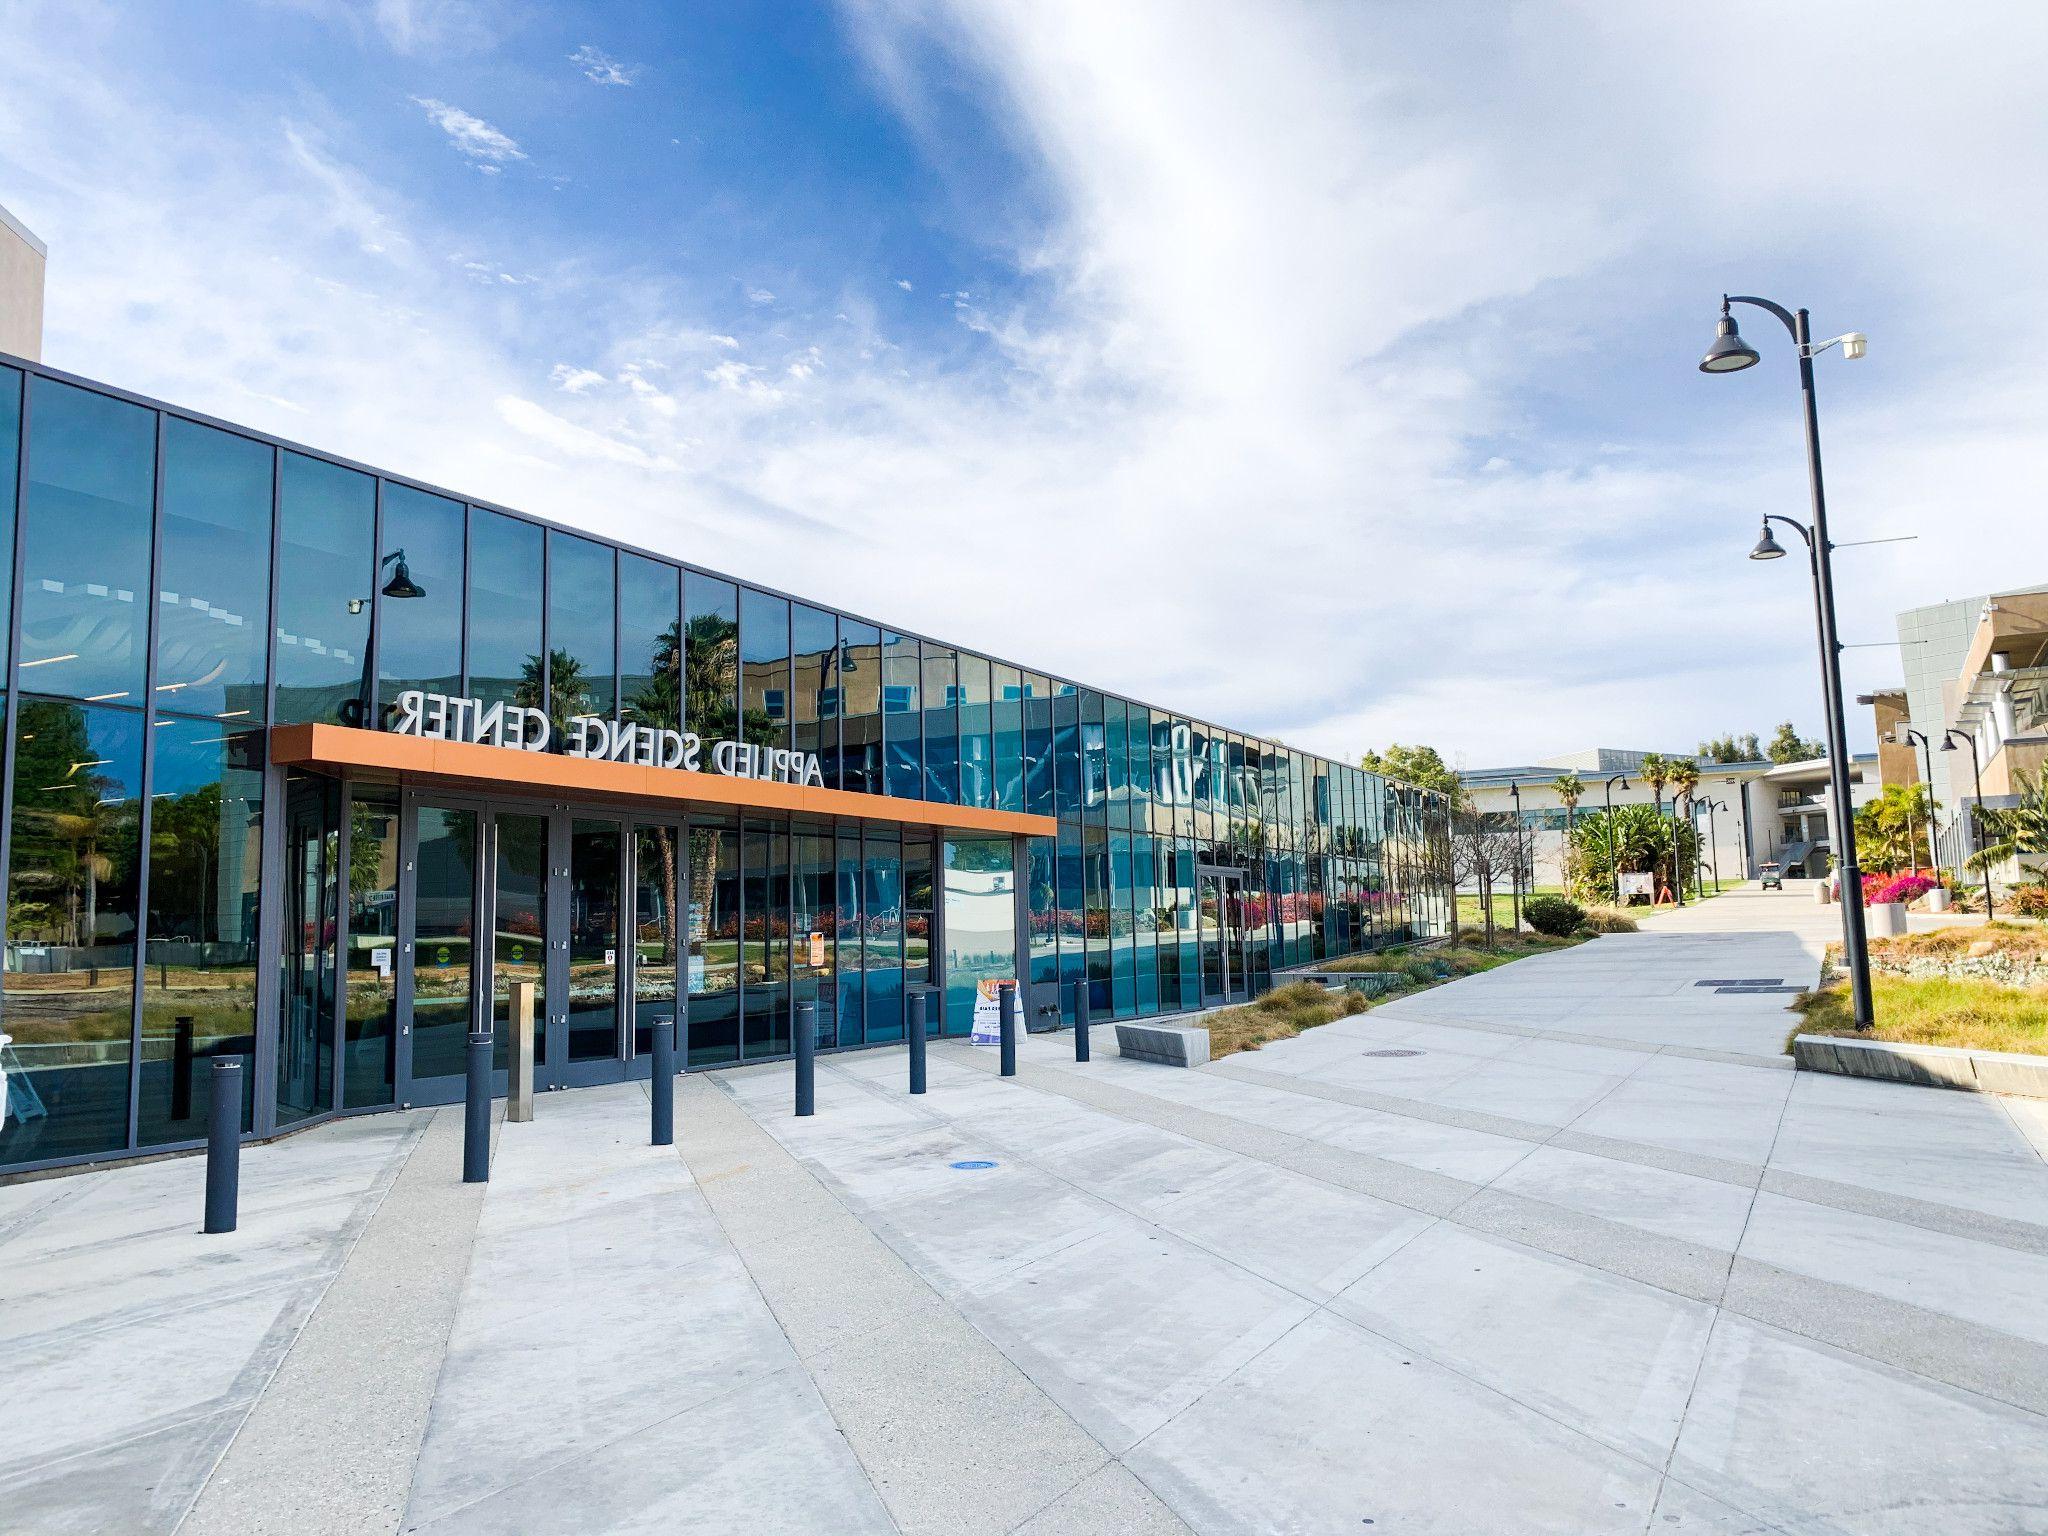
[1460,746,1880,890]
[1876,582,2048,886]
[0,201,45,363]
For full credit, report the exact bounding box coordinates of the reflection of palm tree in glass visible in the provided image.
[684,612,738,740]
[626,621,682,731]
[518,649,592,737]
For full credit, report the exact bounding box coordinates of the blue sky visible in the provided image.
[3,0,2044,767]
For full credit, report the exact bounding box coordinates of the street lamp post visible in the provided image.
[1705,295,1874,1032]
[1896,726,1937,875]
[1602,774,1629,904]
[1941,730,1994,918]
[1507,781,1524,933]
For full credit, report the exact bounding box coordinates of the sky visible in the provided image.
[2,0,2044,771]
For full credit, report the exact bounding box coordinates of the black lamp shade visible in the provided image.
[382,556,425,600]
[1700,313,1760,373]
[1749,526,1788,561]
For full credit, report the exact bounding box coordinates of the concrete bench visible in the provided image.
[1114,1022,1210,1068]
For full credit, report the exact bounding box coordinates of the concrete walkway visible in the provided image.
[5,883,2047,1533]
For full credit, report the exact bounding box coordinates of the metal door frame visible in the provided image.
[553,809,639,1088]
[1197,864,1250,1006]
[395,788,490,1107]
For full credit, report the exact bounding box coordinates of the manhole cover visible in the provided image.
[1364,1049,1423,1058]
[950,1159,998,1170]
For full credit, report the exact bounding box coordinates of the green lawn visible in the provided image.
[1458,877,1744,931]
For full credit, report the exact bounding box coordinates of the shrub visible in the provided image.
[1864,873,1938,907]
[2013,884,2048,919]
[1578,906,1639,934]
[1523,894,1585,937]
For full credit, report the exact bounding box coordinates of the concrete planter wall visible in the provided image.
[1925,888,1952,913]
[1865,902,1908,938]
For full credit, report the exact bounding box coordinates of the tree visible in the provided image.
[1666,760,1701,896]
[1565,804,1698,906]
[1768,722,1825,764]
[1967,771,2048,878]
[1640,752,1671,807]
[1854,783,1937,874]
[1360,744,1463,809]
[1552,771,1585,845]
[1698,732,1761,764]
[1445,804,1530,946]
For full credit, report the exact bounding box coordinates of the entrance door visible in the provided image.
[1197,870,1249,1007]
[404,801,483,1102]
[556,816,634,1085]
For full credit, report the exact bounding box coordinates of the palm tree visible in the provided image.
[1667,760,1701,894]
[1553,772,1584,839]
[1967,770,2048,878]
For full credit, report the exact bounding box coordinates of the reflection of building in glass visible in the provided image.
[0,356,1453,1176]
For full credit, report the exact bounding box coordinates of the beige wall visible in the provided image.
[0,209,46,362]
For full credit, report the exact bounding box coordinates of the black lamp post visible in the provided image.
[1941,729,1994,918]
[343,550,426,727]
[1507,781,1524,933]
[1706,294,1874,1032]
[1602,773,1629,903]
[1895,725,1937,874]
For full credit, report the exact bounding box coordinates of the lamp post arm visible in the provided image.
[1727,295,1800,339]
[1761,513,1814,547]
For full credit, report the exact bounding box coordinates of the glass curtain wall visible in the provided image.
[0,359,1450,1173]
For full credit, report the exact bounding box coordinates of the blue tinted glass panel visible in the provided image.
[882,632,920,798]
[838,621,882,793]
[956,654,991,809]
[18,380,155,702]
[738,588,788,751]
[377,483,464,707]
[920,644,956,804]
[138,719,262,1145]
[274,453,374,726]
[0,368,20,670]
[685,575,738,740]
[3,699,144,1166]
[547,532,615,728]
[791,603,837,781]
[466,510,542,710]
[943,837,1015,1027]
[992,663,1023,813]
[619,554,681,729]
[836,833,863,1041]
[863,834,903,1041]
[155,421,271,719]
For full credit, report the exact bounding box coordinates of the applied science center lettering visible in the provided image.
[387,689,827,787]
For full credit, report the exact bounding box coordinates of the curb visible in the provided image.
[1792,1033,2048,1099]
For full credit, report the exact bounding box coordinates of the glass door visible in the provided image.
[1197,870,1248,1007]
[490,811,549,1085]
[556,816,630,1085]
[403,802,482,1101]
[631,823,683,1062]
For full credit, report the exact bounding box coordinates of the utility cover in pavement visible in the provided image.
[950,1160,997,1170]
[1364,1049,1424,1057]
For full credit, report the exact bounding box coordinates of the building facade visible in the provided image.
[0,354,1452,1175]
[0,202,45,364]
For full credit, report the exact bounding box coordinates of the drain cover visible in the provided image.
[950,1159,998,1170]
[1364,1048,1423,1058]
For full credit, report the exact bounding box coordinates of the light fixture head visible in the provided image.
[1841,332,1868,361]
[1940,734,1958,752]
[1749,524,1788,561]
[1619,778,1630,791]
[382,554,425,601]
[347,598,366,616]
[1700,301,1760,373]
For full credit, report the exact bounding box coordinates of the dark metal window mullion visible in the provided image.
[366,478,385,727]
[458,503,472,700]
[126,405,167,1151]
[250,445,285,1134]
[538,533,551,737]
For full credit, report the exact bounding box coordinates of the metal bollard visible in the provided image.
[999,982,1018,1077]
[171,1016,196,1121]
[794,1000,816,1117]
[907,988,928,1095]
[651,1015,675,1146]
[506,980,537,1124]
[463,1026,492,1183]
[203,1057,241,1234]
[1073,982,1091,1063]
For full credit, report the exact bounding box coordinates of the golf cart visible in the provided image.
[1759,861,1783,890]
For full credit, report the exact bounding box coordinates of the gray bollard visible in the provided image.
[651,1015,675,1146]
[171,1016,196,1121]
[1073,982,1091,1063]
[907,988,928,1095]
[203,1057,241,1234]
[999,982,1018,1077]
[794,1000,816,1117]
[463,1026,492,1183]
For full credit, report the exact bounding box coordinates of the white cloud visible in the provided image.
[6,1,2047,773]
[411,96,524,166]
[895,277,913,291]
[570,44,640,86]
